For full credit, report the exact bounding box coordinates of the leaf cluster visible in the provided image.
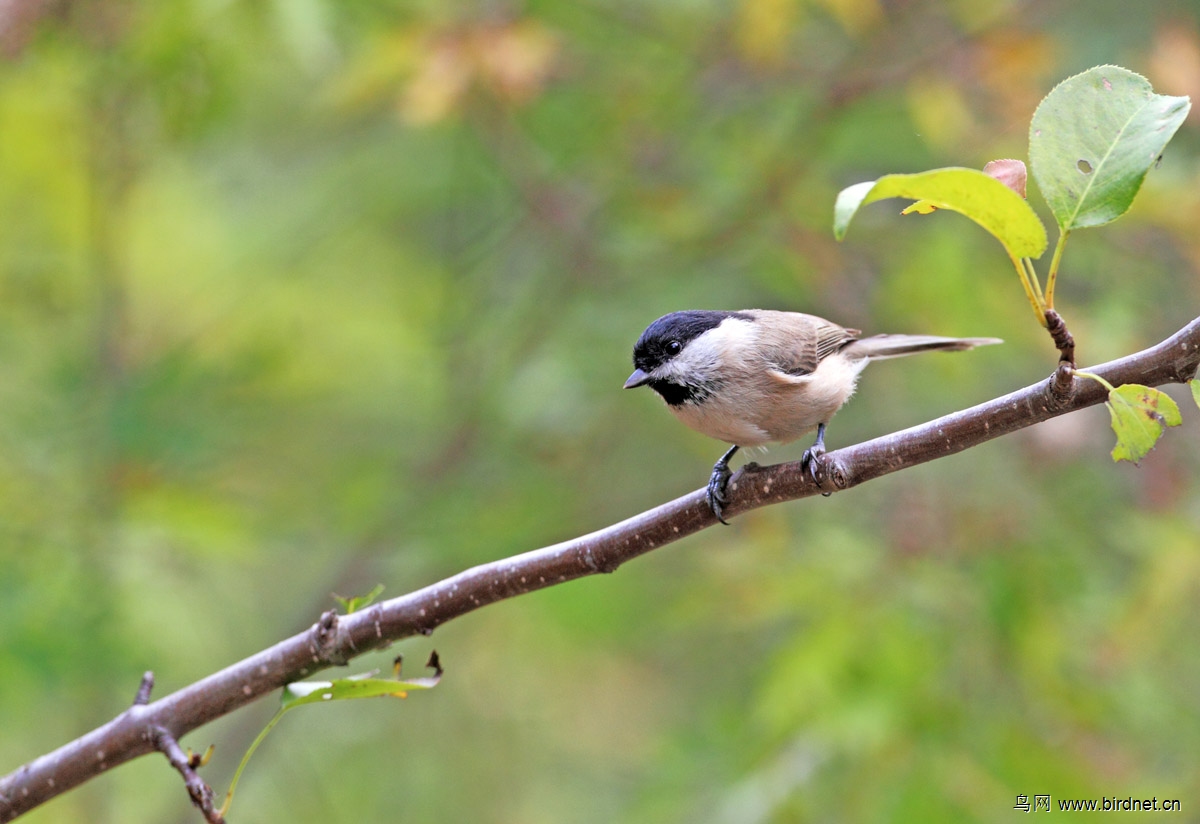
[835,65,1194,462]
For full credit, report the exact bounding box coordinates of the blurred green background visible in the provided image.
[3,0,1200,821]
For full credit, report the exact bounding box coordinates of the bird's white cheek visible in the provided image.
[655,319,754,382]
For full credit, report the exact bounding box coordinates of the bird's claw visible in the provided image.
[800,423,832,495]
[706,462,733,525]
[800,443,825,479]
[704,444,740,524]
[800,445,834,497]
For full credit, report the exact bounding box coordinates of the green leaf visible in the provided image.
[1107,383,1182,463]
[333,583,385,614]
[833,167,1047,260]
[282,670,440,708]
[1029,65,1191,231]
[221,657,442,818]
[1191,379,1200,410]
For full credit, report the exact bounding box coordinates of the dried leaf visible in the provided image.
[983,158,1027,199]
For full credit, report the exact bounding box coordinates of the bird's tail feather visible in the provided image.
[843,334,1002,360]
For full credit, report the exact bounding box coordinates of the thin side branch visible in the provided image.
[1044,308,1077,366]
[151,727,222,824]
[132,672,155,707]
[2,315,1198,822]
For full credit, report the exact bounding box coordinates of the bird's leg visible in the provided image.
[800,423,827,480]
[706,444,740,525]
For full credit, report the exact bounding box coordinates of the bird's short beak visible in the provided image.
[623,368,652,389]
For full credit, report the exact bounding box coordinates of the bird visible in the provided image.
[624,309,1001,523]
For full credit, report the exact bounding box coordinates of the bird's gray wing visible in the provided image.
[759,314,860,378]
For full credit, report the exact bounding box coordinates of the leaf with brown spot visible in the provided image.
[1108,383,1182,463]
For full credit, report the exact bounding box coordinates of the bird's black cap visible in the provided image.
[629,310,750,375]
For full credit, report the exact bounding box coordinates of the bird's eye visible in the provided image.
[667,340,682,355]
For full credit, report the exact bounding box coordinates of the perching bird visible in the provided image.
[624,309,1001,522]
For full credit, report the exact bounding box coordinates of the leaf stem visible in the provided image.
[1045,229,1069,309]
[1010,253,1048,327]
[219,706,288,818]
[1071,369,1114,393]
[1022,257,1045,304]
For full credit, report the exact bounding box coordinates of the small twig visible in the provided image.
[1045,308,1076,366]
[132,672,155,707]
[151,727,222,824]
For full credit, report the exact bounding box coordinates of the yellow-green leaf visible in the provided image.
[1191,379,1200,410]
[833,167,1048,260]
[900,200,938,215]
[282,670,441,709]
[1108,384,1182,463]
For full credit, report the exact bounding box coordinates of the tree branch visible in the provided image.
[2,316,1198,822]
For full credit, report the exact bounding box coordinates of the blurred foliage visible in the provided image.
[2,1,1200,822]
